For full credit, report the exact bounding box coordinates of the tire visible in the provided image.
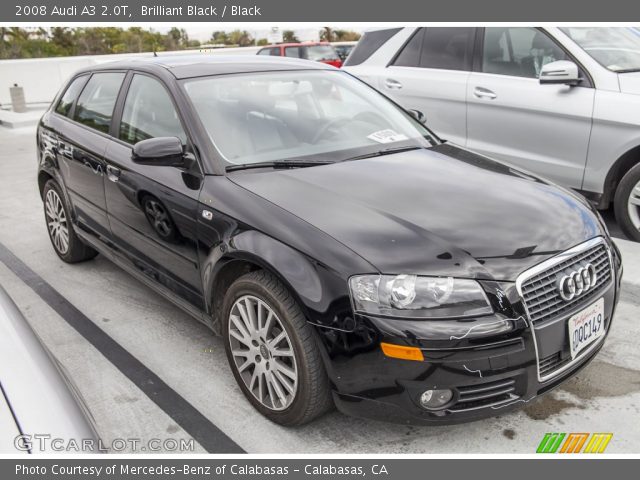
[222,270,332,426]
[614,163,640,242]
[43,180,98,263]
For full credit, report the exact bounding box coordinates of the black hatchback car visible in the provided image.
[37,55,622,426]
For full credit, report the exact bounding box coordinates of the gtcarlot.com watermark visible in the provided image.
[14,434,195,452]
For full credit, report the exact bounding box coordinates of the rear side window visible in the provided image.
[344,28,402,66]
[54,76,88,117]
[393,29,424,67]
[420,28,475,70]
[74,72,125,134]
[393,28,475,71]
[119,74,186,145]
[259,47,280,56]
[285,46,301,58]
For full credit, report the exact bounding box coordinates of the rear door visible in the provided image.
[381,27,476,145]
[466,28,595,188]
[52,72,125,238]
[102,72,205,310]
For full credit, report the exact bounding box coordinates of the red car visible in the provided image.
[257,42,343,68]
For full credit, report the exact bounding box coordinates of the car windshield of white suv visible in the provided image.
[182,70,437,167]
[561,27,640,73]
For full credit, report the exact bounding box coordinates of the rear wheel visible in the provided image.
[222,270,332,426]
[614,163,640,242]
[43,180,98,263]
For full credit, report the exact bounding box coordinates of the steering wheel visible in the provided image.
[352,111,389,129]
[312,117,351,144]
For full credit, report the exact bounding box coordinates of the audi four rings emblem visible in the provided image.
[557,263,598,301]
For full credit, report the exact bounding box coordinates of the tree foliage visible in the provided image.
[0,27,201,59]
[0,27,362,59]
[319,27,361,42]
[282,30,300,43]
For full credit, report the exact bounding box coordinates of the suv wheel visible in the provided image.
[141,195,179,242]
[43,180,98,263]
[614,163,640,242]
[222,270,332,425]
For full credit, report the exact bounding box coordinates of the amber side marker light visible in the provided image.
[380,342,424,361]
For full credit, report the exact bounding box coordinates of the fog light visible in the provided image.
[420,389,453,409]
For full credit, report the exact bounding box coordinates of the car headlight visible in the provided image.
[349,274,493,319]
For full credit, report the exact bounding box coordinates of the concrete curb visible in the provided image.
[0,109,44,128]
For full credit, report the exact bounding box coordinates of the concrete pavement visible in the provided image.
[1,125,639,453]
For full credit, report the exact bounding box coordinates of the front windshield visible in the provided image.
[182,70,437,166]
[561,27,640,72]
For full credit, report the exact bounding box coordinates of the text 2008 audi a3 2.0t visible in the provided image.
[37,56,622,426]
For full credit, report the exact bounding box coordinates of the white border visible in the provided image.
[0,20,637,459]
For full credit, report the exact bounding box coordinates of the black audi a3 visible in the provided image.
[37,55,622,426]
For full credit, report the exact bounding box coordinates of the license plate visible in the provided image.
[568,298,605,358]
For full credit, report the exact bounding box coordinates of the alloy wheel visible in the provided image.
[228,295,298,411]
[628,180,640,232]
[45,189,69,254]
[144,199,172,237]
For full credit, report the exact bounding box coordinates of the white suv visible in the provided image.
[344,27,640,241]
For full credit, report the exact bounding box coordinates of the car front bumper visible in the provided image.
[315,241,623,425]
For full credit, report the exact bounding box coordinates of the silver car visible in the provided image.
[344,27,640,241]
[0,285,98,453]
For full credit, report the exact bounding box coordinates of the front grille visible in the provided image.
[520,241,612,324]
[448,378,518,412]
[538,352,571,378]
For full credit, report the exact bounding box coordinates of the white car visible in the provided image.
[344,27,640,241]
[0,285,97,453]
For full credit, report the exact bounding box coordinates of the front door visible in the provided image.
[103,73,205,309]
[466,27,595,189]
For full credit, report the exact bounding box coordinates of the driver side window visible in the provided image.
[119,74,187,145]
[482,28,568,78]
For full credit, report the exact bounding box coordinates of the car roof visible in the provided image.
[79,54,336,79]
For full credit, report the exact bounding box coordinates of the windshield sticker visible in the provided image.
[367,129,409,144]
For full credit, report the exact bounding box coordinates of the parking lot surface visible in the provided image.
[1,125,639,453]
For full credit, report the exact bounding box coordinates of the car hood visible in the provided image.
[229,144,603,281]
[618,71,640,95]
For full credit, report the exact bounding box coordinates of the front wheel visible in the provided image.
[614,163,640,242]
[222,270,332,426]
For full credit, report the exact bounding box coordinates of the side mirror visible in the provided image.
[408,109,427,125]
[539,60,581,86]
[132,137,184,167]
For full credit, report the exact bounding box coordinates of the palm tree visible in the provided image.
[319,27,335,42]
[283,30,300,43]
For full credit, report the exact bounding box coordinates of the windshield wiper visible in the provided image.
[340,145,422,162]
[226,160,332,172]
